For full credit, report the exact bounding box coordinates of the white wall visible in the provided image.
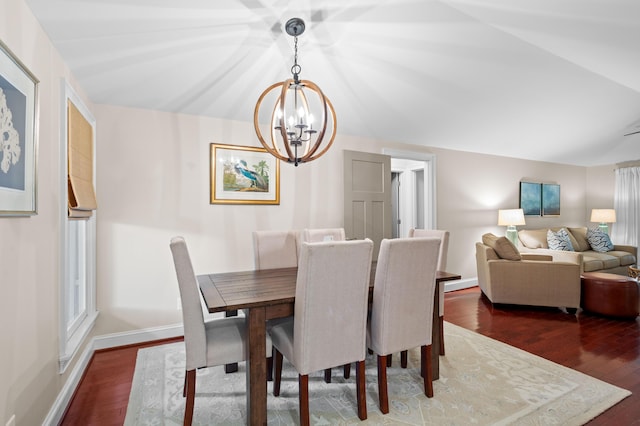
[92,104,602,337]
[0,0,93,424]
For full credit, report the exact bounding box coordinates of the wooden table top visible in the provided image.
[198,267,461,313]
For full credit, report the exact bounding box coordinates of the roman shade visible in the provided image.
[67,100,97,219]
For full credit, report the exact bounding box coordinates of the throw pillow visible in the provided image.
[518,229,549,249]
[567,227,590,252]
[547,228,574,251]
[482,233,521,261]
[587,228,614,252]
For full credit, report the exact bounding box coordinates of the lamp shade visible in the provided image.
[590,209,616,223]
[498,209,526,226]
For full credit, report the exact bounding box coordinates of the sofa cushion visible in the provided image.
[567,227,590,252]
[518,229,549,249]
[605,250,636,266]
[482,233,521,261]
[582,255,604,272]
[583,251,621,269]
[587,228,614,252]
[547,229,574,251]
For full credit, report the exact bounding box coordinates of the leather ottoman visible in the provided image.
[581,272,639,318]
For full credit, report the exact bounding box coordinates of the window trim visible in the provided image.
[58,80,98,373]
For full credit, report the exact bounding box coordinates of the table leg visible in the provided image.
[431,281,442,380]
[246,307,267,426]
[225,310,239,373]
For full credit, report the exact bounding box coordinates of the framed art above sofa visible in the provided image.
[519,181,542,216]
[519,181,560,216]
[542,183,560,216]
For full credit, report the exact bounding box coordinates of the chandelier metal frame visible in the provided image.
[253,17,337,166]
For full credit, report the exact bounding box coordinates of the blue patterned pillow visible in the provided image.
[547,229,574,251]
[587,228,614,252]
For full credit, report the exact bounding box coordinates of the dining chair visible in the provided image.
[368,237,440,414]
[252,230,299,381]
[253,230,299,269]
[300,227,349,381]
[302,227,346,243]
[269,239,374,425]
[171,236,270,425]
[408,228,450,357]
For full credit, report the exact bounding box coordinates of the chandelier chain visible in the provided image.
[291,35,302,82]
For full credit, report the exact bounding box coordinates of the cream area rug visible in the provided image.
[124,322,630,425]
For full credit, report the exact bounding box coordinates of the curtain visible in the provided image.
[612,167,640,247]
[68,100,97,219]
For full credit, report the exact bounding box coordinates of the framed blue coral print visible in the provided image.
[0,39,38,216]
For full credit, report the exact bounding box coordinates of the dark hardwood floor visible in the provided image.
[60,287,640,425]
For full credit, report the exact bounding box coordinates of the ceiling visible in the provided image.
[25,0,640,166]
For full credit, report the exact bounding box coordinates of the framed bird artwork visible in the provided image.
[210,143,280,205]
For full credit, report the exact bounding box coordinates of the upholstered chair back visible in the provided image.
[302,228,346,243]
[369,237,440,356]
[170,236,207,370]
[293,239,373,375]
[408,228,450,315]
[252,230,299,270]
[408,228,449,271]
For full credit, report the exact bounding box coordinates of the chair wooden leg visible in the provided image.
[267,354,273,382]
[273,349,283,396]
[324,368,332,383]
[183,370,187,397]
[386,354,392,367]
[184,369,196,426]
[439,316,445,355]
[356,360,367,420]
[343,363,351,379]
[421,345,434,398]
[299,374,310,426]
[377,355,389,414]
[401,350,408,368]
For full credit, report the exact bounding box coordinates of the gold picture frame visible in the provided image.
[210,143,280,205]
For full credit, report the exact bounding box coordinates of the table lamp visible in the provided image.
[590,209,616,234]
[498,209,526,246]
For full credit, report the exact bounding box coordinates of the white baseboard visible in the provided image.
[93,323,184,350]
[444,277,477,292]
[44,324,184,426]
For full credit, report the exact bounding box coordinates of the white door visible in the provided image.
[343,150,392,258]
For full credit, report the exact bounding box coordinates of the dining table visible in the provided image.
[197,265,461,426]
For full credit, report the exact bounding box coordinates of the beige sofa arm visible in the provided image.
[487,259,581,308]
[614,245,637,259]
[521,253,553,261]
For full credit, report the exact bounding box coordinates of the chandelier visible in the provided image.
[254,18,336,167]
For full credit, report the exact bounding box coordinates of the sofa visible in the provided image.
[476,234,581,309]
[517,227,637,275]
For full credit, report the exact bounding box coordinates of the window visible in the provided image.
[59,81,98,373]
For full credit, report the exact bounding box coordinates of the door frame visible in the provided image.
[383,149,437,230]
